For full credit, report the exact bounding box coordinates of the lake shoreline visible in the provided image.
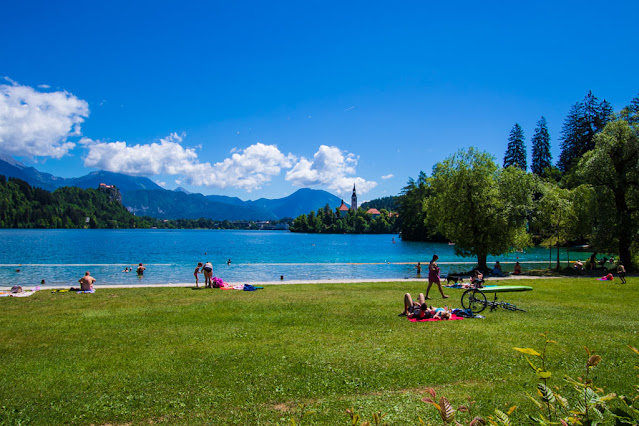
[1,274,559,291]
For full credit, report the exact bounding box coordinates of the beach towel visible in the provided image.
[0,290,38,298]
[76,289,95,294]
[212,277,230,288]
[242,284,264,291]
[409,314,464,322]
[597,274,614,281]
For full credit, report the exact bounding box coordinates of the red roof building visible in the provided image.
[366,208,381,217]
[338,200,350,217]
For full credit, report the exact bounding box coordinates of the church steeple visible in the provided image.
[350,183,357,211]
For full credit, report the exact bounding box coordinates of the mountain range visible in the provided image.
[0,155,344,221]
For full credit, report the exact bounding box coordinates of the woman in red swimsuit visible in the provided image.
[426,254,449,300]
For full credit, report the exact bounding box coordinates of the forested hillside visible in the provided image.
[360,196,399,211]
[0,175,144,228]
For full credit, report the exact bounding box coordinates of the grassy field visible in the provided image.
[0,277,637,425]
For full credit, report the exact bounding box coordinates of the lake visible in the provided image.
[0,229,586,287]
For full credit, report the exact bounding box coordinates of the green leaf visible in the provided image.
[525,356,539,372]
[525,392,543,409]
[513,347,542,357]
[536,369,552,379]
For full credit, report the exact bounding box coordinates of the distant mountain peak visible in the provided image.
[174,186,191,194]
[0,154,25,168]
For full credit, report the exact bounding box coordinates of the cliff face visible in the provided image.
[98,184,123,204]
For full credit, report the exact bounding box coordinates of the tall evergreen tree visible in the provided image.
[503,123,527,170]
[557,91,614,172]
[620,93,639,125]
[531,116,552,176]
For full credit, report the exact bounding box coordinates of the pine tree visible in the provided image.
[503,123,527,170]
[531,116,552,176]
[557,91,614,172]
[620,94,639,125]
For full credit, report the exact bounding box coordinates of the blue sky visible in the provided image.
[1,0,637,201]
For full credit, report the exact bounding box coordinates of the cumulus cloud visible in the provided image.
[0,79,89,158]
[83,135,296,192]
[285,145,377,195]
[381,174,394,180]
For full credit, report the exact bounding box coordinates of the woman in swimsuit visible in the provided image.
[202,261,213,288]
[426,254,448,299]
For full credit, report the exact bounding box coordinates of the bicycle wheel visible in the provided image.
[461,289,487,314]
[461,290,473,310]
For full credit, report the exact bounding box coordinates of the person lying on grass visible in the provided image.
[400,293,452,319]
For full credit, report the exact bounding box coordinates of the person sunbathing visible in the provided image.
[431,306,452,320]
[400,293,435,318]
[400,293,452,319]
[472,270,485,287]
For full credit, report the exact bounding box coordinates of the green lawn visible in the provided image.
[1,278,637,425]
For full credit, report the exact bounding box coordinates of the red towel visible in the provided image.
[409,314,464,322]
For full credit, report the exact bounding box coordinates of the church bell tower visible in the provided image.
[350,184,357,211]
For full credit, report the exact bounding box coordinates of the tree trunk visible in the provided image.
[477,253,487,271]
[614,190,634,270]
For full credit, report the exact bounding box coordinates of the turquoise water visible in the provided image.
[0,229,585,287]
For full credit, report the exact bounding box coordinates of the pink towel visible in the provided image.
[409,314,464,322]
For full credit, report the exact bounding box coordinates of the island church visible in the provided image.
[337,184,357,217]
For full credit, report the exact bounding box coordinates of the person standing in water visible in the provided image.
[136,263,146,276]
[426,254,448,299]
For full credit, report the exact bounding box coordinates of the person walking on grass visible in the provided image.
[426,254,448,300]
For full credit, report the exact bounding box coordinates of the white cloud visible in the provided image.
[83,135,295,192]
[0,79,89,158]
[205,142,296,190]
[285,145,377,195]
[37,84,51,89]
[381,174,394,180]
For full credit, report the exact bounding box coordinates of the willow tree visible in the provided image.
[533,181,594,269]
[577,118,639,269]
[426,147,533,270]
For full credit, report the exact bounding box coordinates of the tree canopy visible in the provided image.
[426,148,533,269]
[531,116,552,176]
[576,118,639,268]
[558,91,613,173]
[503,123,527,170]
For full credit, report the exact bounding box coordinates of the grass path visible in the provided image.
[0,277,637,424]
